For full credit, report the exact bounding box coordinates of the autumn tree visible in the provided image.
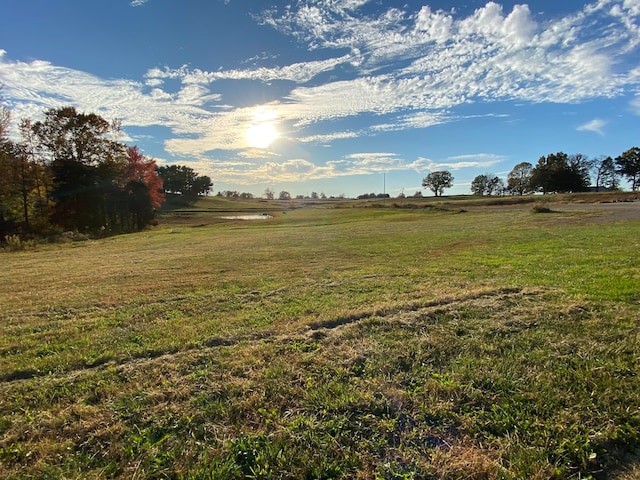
[28,107,163,234]
[422,171,454,197]
[124,146,164,208]
[0,139,21,235]
[0,142,35,230]
[0,96,15,234]
[31,107,123,231]
[0,108,49,236]
[615,147,640,191]
[115,146,164,231]
[0,91,9,140]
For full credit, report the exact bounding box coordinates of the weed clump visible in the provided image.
[2,234,37,251]
[531,205,554,214]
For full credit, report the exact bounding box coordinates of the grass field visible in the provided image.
[1,194,639,479]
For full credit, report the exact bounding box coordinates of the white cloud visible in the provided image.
[207,149,506,186]
[0,53,220,144]
[623,0,640,16]
[176,85,222,105]
[130,0,149,7]
[458,2,536,47]
[1,1,639,161]
[163,54,353,85]
[208,150,410,185]
[145,78,163,87]
[297,130,360,143]
[414,6,454,43]
[210,157,337,185]
[577,118,608,135]
[343,152,404,171]
[445,153,506,166]
[409,153,505,172]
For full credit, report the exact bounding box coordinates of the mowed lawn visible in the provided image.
[1,198,639,479]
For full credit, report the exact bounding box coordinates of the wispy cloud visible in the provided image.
[1,1,639,171]
[631,94,640,115]
[409,153,506,173]
[0,51,215,142]
[206,150,416,185]
[147,55,353,85]
[577,118,608,135]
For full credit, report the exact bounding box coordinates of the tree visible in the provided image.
[157,165,195,194]
[27,107,162,234]
[615,147,640,191]
[507,162,534,195]
[592,156,619,191]
[471,173,502,196]
[278,191,291,200]
[1,141,38,230]
[264,188,275,200]
[530,152,590,194]
[125,180,155,231]
[0,92,9,140]
[422,171,454,197]
[191,175,212,199]
[0,104,166,237]
[157,165,212,202]
[19,119,50,222]
[32,106,114,165]
[569,153,593,189]
[31,106,126,231]
[0,141,23,235]
[124,146,164,208]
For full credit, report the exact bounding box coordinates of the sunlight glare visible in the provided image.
[246,122,279,149]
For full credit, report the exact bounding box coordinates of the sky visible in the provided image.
[1,0,639,197]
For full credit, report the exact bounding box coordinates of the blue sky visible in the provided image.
[1,0,639,197]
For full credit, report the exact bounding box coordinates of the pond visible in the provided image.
[220,214,274,220]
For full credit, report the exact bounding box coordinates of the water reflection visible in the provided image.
[220,214,273,220]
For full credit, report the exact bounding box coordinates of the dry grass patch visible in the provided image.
[1,200,639,478]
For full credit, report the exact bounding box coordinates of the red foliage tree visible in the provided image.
[124,146,165,208]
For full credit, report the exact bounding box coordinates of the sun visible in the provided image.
[246,122,279,149]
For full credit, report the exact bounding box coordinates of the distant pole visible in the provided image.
[383,172,386,205]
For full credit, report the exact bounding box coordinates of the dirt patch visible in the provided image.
[555,201,640,222]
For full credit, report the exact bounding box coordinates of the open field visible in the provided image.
[1,194,639,478]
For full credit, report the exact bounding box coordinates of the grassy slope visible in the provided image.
[1,196,639,479]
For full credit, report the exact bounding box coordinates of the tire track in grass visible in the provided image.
[0,287,527,384]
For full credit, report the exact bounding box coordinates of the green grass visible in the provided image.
[1,196,639,478]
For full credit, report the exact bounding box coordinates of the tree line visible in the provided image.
[421,149,640,197]
[0,104,212,241]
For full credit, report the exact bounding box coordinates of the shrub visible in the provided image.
[531,205,554,214]
[3,234,36,251]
